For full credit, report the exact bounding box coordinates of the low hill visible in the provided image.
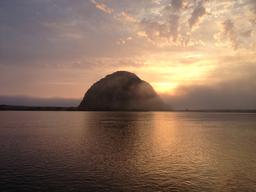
[79,71,168,111]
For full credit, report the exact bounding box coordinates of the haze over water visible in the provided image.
[0,111,255,191]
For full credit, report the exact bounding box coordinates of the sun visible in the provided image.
[151,82,178,95]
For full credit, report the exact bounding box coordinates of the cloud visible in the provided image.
[138,0,184,43]
[215,18,252,49]
[247,0,256,14]
[163,79,256,110]
[240,29,252,37]
[163,0,183,13]
[136,0,210,45]
[162,59,256,110]
[222,19,238,48]
[214,13,255,50]
[0,96,80,107]
[169,14,180,41]
[188,1,207,28]
[118,11,137,23]
[139,19,167,42]
[171,0,183,11]
[90,0,113,14]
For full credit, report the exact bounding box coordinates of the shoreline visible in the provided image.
[0,105,256,113]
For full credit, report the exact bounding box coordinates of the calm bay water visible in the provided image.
[0,111,256,192]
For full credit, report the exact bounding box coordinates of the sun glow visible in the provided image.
[152,82,179,94]
[133,57,214,95]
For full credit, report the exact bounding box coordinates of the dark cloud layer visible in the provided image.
[0,0,128,65]
[188,1,206,28]
[0,96,80,107]
[162,61,256,110]
[163,82,256,110]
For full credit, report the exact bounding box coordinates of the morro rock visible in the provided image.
[79,71,168,111]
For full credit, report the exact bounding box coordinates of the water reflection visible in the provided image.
[0,112,255,191]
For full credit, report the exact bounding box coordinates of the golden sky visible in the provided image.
[0,0,255,108]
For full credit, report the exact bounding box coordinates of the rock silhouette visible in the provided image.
[79,71,167,111]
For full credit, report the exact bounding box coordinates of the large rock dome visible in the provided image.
[79,71,168,111]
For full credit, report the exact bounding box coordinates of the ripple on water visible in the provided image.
[0,111,256,191]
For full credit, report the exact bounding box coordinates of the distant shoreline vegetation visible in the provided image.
[1,105,256,113]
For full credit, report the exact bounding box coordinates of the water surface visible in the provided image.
[0,112,256,191]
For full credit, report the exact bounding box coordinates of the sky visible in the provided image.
[0,0,256,109]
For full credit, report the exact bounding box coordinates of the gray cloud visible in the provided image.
[247,0,256,14]
[138,0,211,44]
[138,0,183,42]
[171,0,183,11]
[0,0,131,66]
[163,71,256,110]
[169,14,180,41]
[0,96,80,107]
[163,79,256,110]
[162,61,256,110]
[139,14,180,42]
[188,1,207,28]
[215,16,255,49]
[221,19,238,49]
[240,29,252,37]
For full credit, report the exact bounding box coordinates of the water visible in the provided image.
[0,112,256,192]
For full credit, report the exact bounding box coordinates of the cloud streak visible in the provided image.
[188,1,207,28]
[90,0,113,14]
[221,19,238,49]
